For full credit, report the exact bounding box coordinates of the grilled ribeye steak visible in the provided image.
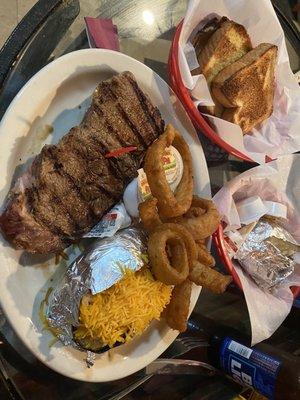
[0,72,164,254]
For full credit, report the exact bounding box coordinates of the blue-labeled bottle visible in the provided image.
[188,316,300,400]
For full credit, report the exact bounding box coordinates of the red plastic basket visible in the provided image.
[168,20,299,298]
[167,20,253,162]
[213,225,300,298]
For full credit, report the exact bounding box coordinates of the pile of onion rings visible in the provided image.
[139,124,232,332]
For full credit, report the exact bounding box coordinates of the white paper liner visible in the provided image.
[213,154,300,345]
[178,0,300,163]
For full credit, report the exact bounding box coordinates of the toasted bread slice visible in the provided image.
[198,20,252,86]
[191,17,229,76]
[191,17,229,116]
[211,43,278,133]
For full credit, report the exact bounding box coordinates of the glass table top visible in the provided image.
[0,0,299,399]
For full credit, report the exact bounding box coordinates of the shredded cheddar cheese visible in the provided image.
[74,268,172,348]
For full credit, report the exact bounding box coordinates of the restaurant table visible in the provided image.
[0,1,299,399]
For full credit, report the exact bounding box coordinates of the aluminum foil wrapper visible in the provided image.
[45,227,147,351]
[235,220,298,290]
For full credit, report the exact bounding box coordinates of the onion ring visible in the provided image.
[144,124,193,218]
[197,243,215,267]
[172,196,221,240]
[165,279,192,332]
[139,197,162,232]
[185,206,205,218]
[189,261,232,294]
[154,223,198,269]
[148,228,189,285]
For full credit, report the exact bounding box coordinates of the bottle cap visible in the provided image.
[263,200,287,219]
[236,196,268,225]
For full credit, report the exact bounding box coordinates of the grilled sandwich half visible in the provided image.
[193,18,252,117]
[198,19,252,86]
[211,43,278,133]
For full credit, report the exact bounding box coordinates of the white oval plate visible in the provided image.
[0,49,210,382]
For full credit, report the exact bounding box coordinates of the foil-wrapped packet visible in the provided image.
[45,227,147,350]
[235,219,299,290]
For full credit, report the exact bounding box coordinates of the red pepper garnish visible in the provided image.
[105,146,137,158]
